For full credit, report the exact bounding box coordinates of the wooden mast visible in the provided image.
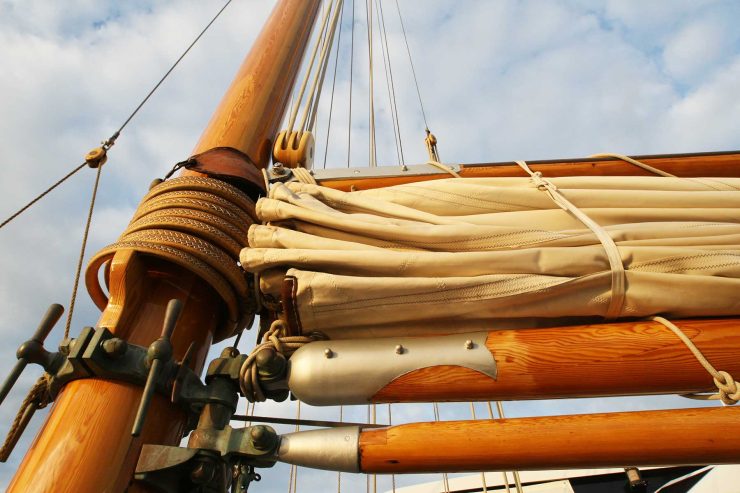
[7,1,320,491]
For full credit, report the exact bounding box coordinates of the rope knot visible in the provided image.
[531,171,555,192]
[239,320,323,403]
[714,370,740,405]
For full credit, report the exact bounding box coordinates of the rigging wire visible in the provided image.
[393,0,429,130]
[494,402,524,493]
[388,403,396,493]
[0,0,232,229]
[337,405,344,493]
[287,400,302,493]
[365,0,377,167]
[347,0,355,168]
[63,164,104,339]
[375,0,405,167]
[0,162,86,231]
[322,1,346,169]
[374,0,401,166]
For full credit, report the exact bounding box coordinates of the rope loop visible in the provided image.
[239,320,322,402]
[714,370,740,405]
[652,316,738,405]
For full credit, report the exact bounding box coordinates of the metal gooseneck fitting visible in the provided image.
[131,299,183,437]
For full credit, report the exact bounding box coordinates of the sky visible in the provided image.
[0,0,739,491]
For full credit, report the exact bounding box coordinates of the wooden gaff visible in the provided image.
[359,407,740,473]
[317,150,740,191]
[7,1,320,492]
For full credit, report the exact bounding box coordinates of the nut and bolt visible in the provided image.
[250,425,275,451]
[102,337,127,358]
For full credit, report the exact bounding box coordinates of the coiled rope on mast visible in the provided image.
[86,176,257,340]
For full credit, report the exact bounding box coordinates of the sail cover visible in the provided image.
[240,176,740,338]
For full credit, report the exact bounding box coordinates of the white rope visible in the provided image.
[302,0,345,134]
[486,402,512,493]
[285,2,335,139]
[469,403,489,493]
[653,317,739,405]
[494,402,523,493]
[432,403,451,493]
[292,167,317,185]
[427,160,461,178]
[589,153,676,178]
[515,160,626,320]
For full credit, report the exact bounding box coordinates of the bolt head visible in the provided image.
[102,337,127,358]
[465,340,474,349]
[324,348,333,358]
[395,344,404,355]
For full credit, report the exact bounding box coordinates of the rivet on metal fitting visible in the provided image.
[395,344,404,355]
[324,348,333,358]
[465,340,474,350]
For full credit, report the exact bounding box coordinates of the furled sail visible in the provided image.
[242,176,740,338]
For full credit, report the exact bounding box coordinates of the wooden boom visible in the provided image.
[372,318,740,403]
[7,1,321,492]
[359,407,740,473]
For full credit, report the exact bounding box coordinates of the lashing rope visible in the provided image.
[239,320,321,402]
[0,374,52,462]
[653,317,739,405]
[85,176,256,340]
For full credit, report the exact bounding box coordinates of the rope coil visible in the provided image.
[86,176,257,340]
[0,374,52,462]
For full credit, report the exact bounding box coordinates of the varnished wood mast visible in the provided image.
[7,1,321,492]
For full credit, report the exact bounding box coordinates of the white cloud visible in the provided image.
[0,0,738,490]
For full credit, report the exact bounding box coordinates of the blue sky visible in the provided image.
[0,0,739,491]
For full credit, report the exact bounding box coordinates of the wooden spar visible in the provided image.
[7,1,321,492]
[370,318,740,403]
[316,150,740,191]
[359,407,740,473]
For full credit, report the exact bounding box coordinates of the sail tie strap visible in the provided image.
[515,161,626,319]
[652,316,739,405]
[239,320,322,402]
[588,153,676,177]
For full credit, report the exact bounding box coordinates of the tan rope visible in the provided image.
[64,163,104,339]
[85,176,256,340]
[589,153,676,178]
[292,167,318,185]
[426,160,461,178]
[239,320,320,402]
[0,374,52,462]
[653,317,739,405]
[516,160,626,319]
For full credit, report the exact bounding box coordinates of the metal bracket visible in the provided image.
[287,332,496,405]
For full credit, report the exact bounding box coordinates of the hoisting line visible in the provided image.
[63,163,103,338]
